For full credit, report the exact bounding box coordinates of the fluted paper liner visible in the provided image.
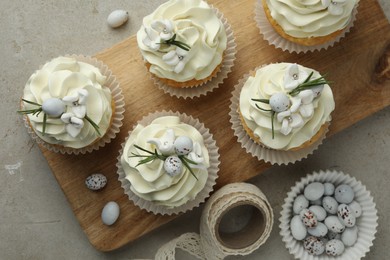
[22,54,125,155]
[229,67,329,165]
[149,6,237,99]
[255,0,359,53]
[279,170,378,259]
[116,110,220,215]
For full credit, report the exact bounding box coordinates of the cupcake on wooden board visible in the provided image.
[230,63,335,164]
[117,112,219,215]
[261,0,358,46]
[136,0,229,89]
[19,55,124,154]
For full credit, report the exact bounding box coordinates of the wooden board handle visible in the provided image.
[375,42,390,83]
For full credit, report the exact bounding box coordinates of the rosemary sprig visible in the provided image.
[84,114,101,136]
[130,145,199,180]
[289,72,330,96]
[17,99,46,135]
[251,98,275,139]
[162,34,191,51]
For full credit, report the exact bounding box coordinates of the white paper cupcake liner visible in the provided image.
[22,55,125,155]
[116,110,220,215]
[229,67,329,165]
[149,6,237,99]
[279,170,378,259]
[255,0,359,53]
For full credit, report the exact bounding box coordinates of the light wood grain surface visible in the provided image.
[39,0,390,251]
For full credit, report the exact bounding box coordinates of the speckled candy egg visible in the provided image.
[325,239,345,256]
[322,196,339,214]
[269,92,290,112]
[85,173,107,191]
[303,236,325,255]
[101,201,120,226]
[308,222,328,237]
[337,204,356,227]
[293,195,309,215]
[174,136,193,156]
[348,200,362,218]
[341,226,358,247]
[304,182,325,201]
[164,156,183,176]
[324,216,345,233]
[107,10,129,28]
[324,182,335,196]
[42,98,65,117]
[309,205,327,221]
[335,184,354,204]
[290,215,307,240]
[300,208,318,228]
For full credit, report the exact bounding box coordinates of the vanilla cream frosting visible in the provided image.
[22,56,112,148]
[239,63,335,150]
[266,0,358,38]
[121,116,210,208]
[137,0,227,82]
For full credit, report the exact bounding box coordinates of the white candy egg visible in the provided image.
[337,204,356,227]
[42,98,65,117]
[85,173,107,191]
[348,200,362,218]
[107,10,129,28]
[290,215,307,240]
[308,222,328,237]
[322,196,339,214]
[341,226,358,247]
[334,184,354,204]
[324,216,345,233]
[325,239,345,256]
[293,195,309,215]
[269,92,290,112]
[300,208,318,228]
[303,236,325,255]
[324,182,335,196]
[174,136,193,156]
[309,205,327,221]
[304,182,325,201]
[164,156,182,177]
[101,201,120,225]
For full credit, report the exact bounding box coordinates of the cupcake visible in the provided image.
[19,55,124,154]
[117,112,219,215]
[230,63,334,164]
[136,0,229,89]
[261,0,358,46]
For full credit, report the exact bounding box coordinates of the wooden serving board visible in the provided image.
[40,0,390,252]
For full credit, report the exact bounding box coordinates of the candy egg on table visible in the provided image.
[337,204,356,227]
[85,173,107,191]
[300,208,318,228]
[309,205,327,221]
[322,196,338,214]
[324,216,345,233]
[303,236,325,255]
[341,226,359,247]
[323,182,335,196]
[348,200,362,218]
[334,184,354,204]
[304,182,325,201]
[290,215,307,240]
[101,201,120,226]
[164,155,183,177]
[308,222,328,237]
[107,10,129,28]
[293,195,309,215]
[174,136,193,155]
[325,239,345,256]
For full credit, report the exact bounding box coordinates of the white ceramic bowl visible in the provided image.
[279,170,378,259]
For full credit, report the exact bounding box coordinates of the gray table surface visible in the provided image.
[1,1,389,259]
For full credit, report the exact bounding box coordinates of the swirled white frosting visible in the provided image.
[121,116,210,208]
[266,0,357,38]
[136,0,227,82]
[22,57,112,148]
[239,63,335,150]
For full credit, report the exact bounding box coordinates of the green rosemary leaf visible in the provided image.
[133,144,155,155]
[21,99,42,106]
[42,113,47,136]
[302,71,313,84]
[180,157,198,180]
[255,104,272,112]
[251,98,270,104]
[17,108,42,115]
[180,156,198,166]
[271,111,275,139]
[84,114,101,136]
